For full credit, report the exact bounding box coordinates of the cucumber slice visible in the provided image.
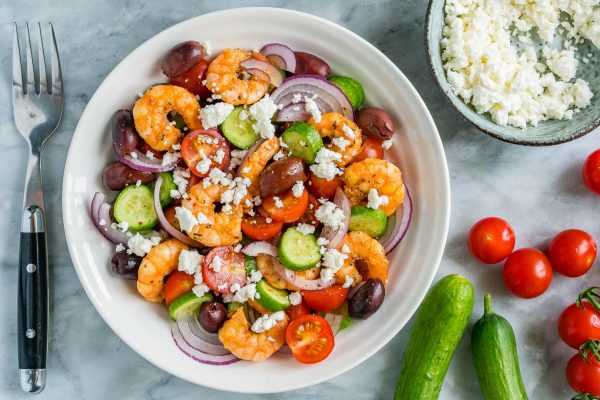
[220,106,260,149]
[153,172,176,208]
[255,279,291,312]
[244,254,258,275]
[281,122,323,164]
[168,112,187,131]
[349,206,388,237]
[113,185,158,232]
[278,227,321,271]
[227,301,245,314]
[329,76,365,110]
[340,315,353,331]
[168,291,213,321]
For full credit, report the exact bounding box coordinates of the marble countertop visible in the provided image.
[1,0,598,399]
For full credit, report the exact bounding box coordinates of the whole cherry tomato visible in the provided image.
[302,285,349,312]
[548,229,596,277]
[306,171,343,200]
[353,137,384,163]
[558,302,600,349]
[503,248,552,299]
[583,149,600,195]
[241,216,283,241]
[468,217,516,264]
[566,341,600,396]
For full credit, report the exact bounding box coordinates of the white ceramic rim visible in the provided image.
[62,7,450,393]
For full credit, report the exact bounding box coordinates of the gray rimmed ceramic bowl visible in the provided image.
[425,0,600,146]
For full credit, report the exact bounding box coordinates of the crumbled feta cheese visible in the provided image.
[130,152,138,159]
[304,95,322,122]
[201,41,212,57]
[342,124,355,138]
[214,149,226,164]
[234,244,243,252]
[196,211,210,225]
[229,282,242,293]
[233,283,258,303]
[278,136,288,148]
[248,94,278,139]
[172,143,181,151]
[292,93,302,104]
[317,237,330,247]
[543,48,578,82]
[145,151,155,160]
[341,244,351,254]
[135,180,142,187]
[192,283,210,298]
[249,269,263,283]
[251,311,286,333]
[382,139,393,150]
[315,201,346,229]
[229,149,248,171]
[320,267,335,283]
[332,136,351,150]
[178,249,203,275]
[175,206,199,233]
[309,148,343,180]
[265,217,273,223]
[115,243,126,252]
[253,196,263,206]
[321,248,347,270]
[162,151,180,166]
[343,276,354,288]
[288,291,302,306]
[292,181,304,198]
[115,221,129,232]
[98,219,107,226]
[172,168,190,197]
[273,150,286,161]
[126,233,160,257]
[199,102,235,129]
[296,223,316,235]
[273,196,284,208]
[267,336,276,342]
[367,188,389,210]
[209,255,222,272]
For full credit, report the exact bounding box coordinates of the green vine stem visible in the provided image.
[578,339,600,364]
[572,394,600,400]
[576,287,600,312]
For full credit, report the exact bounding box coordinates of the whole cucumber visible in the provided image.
[395,274,474,399]
[471,294,528,400]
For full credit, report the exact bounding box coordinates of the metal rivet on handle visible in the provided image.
[26,263,36,273]
[25,329,36,339]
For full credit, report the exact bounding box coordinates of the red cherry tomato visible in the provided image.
[467,217,516,264]
[286,315,335,364]
[558,301,600,349]
[241,216,283,241]
[298,193,321,227]
[566,351,600,396]
[353,137,384,163]
[502,248,553,299]
[583,149,600,195]
[262,189,308,223]
[285,301,312,321]
[302,285,349,313]
[306,171,343,200]
[181,129,230,177]
[548,229,597,277]
[169,58,211,100]
[164,271,194,306]
[202,246,247,294]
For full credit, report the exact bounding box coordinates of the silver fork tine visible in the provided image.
[37,23,48,94]
[12,23,23,93]
[24,23,36,94]
[49,23,62,95]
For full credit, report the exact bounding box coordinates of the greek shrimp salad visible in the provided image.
[91,41,413,365]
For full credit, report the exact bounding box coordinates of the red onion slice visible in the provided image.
[171,323,239,366]
[245,68,270,83]
[241,241,278,257]
[91,192,129,244]
[380,185,413,255]
[176,315,230,355]
[276,103,311,122]
[117,150,177,173]
[324,313,343,335]
[271,256,333,291]
[322,188,351,249]
[240,58,284,87]
[260,43,296,73]
[177,313,223,346]
[271,74,354,122]
[153,177,204,248]
[348,281,366,299]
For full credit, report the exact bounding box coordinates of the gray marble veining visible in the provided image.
[1,0,598,399]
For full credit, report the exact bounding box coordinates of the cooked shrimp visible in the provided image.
[343,158,404,216]
[240,137,280,196]
[132,85,202,151]
[182,184,244,246]
[336,231,389,285]
[308,112,362,166]
[256,254,319,291]
[137,239,188,302]
[218,308,288,361]
[205,49,270,105]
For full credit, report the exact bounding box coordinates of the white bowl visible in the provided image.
[63,7,450,394]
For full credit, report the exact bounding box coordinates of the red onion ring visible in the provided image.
[153,176,204,248]
[240,58,284,87]
[348,281,366,299]
[177,316,231,356]
[171,323,239,366]
[235,138,264,177]
[117,150,177,173]
[260,43,297,73]
[324,313,343,335]
[241,241,278,257]
[91,192,129,244]
[322,188,351,249]
[178,313,223,346]
[276,103,311,122]
[270,256,333,291]
[271,74,354,122]
[379,185,413,254]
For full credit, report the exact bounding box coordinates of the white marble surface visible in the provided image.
[0,0,598,399]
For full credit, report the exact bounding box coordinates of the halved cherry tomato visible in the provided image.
[286,315,335,364]
[566,345,600,396]
[262,189,308,223]
[558,301,600,349]
[181,129,230,177]
[285,301,312,321]
[298,193,321,227]
[353,137,384,163]
[202,246,247,294]
[241,216,283,241]
[169,58,211,100]
[583,149,600,196]
[164,271,195,306]
[503,248,553,299]
[302,285,349,312]
[306,171,343,200]
[468,217,515,264]
[548,229,597,277]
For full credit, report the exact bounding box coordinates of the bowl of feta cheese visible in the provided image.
[426,0,599,145]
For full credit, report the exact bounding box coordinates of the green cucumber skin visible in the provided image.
[395,274,474,400]
[471,295,528,400]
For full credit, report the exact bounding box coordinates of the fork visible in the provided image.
[12,22,63,394]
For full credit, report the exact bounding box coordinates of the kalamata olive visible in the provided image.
[294,51,331,78]
[112,110,139,157]
[348,278,385,319]
[260,156,307,197]
[199,302,227,333]
[356,108,396,140]
[102,161,155,191]
[162,40,205,78]
[110,251,142,279]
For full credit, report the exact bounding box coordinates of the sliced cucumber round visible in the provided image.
[349,206,388,237]
[220,106,260,149]
[281,122,323,164]
[168,291,213,321]
[255,279,291,312]
[278,227,321,271]
[329,76,365,110]
[113,185,158,232]
[154,172,176,208]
